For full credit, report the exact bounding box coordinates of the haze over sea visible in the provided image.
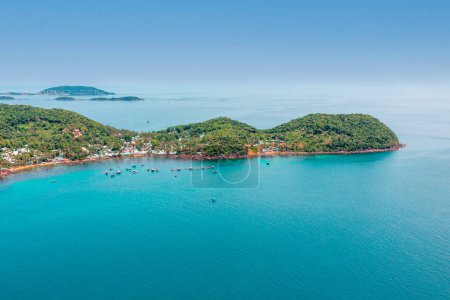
[0,90,449,299]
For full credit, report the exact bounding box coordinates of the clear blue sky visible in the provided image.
[1,0,449,93]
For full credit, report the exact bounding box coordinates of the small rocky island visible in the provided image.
[89,96,144,101]
[0,104,402,174]
[55,96,76,101]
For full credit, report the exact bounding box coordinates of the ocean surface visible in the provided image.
[1,92,449,299]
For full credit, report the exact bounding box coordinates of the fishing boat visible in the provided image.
[116,170,121,174]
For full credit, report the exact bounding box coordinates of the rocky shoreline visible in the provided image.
[0,144,404,179]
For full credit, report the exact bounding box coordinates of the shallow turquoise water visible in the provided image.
[1,93,450,298]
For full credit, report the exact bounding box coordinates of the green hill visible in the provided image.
[143,117,259,156]
[0,104,400,167]
[0,104,134,165]
[267,114,399,152]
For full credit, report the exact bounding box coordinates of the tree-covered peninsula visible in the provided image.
[0,104,400,170]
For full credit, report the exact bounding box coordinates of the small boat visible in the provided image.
[211,198,217,203]
[111,174,116,178]
[126,168,131,171]
[171,169,175,172]
[116,170,121,174]
[132,165,137,168]
[141,164,145,166]
[104,171,109,175]
[188,167,193,171]
[151,168,155,172]
[213,171,218,174]
[132,170,138,174]
[176,168,181,171]
[266,161,270,165]
[109,168,114,171]
[51,180,57,183]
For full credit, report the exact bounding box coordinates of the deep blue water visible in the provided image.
[1,93,449,299]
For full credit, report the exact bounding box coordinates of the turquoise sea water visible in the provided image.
[1,93,450,299]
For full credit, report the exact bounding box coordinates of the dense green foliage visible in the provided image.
[0,104,400,166]
[143,114,399,156]
[142,117,259,156]
[266,114,399,152]
[40,86,114,96]
[0,104,133,164]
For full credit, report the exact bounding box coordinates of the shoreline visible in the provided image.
[1,144,404,179]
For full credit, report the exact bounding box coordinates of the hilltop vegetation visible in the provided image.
[0,104,134,165]
[141,114,399,156]
[40,86,114,96]
[142,117,259,156]
[266,114,399,152]
[0,104,400,167]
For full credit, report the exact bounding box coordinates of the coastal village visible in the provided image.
[0,130,286,177]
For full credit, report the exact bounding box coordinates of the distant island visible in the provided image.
[89,96,144,101]
[55,96,144,101]
[0,86,145,102]
[0,104,402,176]
[0,92,35,96]
[55,96,76,101]
[0,96,15,100]
[1,86,114,96]
[41,86,114,96]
